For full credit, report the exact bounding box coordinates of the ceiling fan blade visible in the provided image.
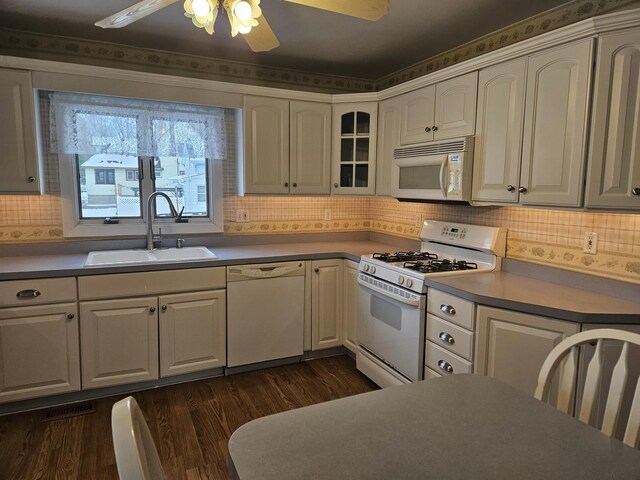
[95,0,180,28]
[243,15,280,52]
[284,0,388,21]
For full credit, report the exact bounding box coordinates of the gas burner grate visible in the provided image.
[372,251,439,263]
[403,259,478,273]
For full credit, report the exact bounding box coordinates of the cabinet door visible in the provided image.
[332,103,377,195]
[473,59,527,203]
[520,39,593,206]
[0,68,39,193]
[376,97,401,196]
[475,306,579,396]
[342,260,359,353]
[243,96,290,194]
[586,28,640,210]
[0,303,79,403]
[80,297,159,389]
[311,259,343,350]
[399,85,435,144]
[290,101,331,195]
[433,72,478,140]
[159,290,226,377]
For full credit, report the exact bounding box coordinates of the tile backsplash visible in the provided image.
[1,192,639,284]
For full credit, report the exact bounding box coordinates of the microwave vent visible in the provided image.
[394,138,468,159]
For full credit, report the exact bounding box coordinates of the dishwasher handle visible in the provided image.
[232,263,304,279]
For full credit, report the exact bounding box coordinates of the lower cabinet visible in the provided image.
[475,306,579,396]
[311,259,343,350]
[0,303,80,403]
[342,260,359,353]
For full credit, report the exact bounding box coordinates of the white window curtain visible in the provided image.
[49,92,226,159]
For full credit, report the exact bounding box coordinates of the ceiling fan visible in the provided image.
[95,0,389,53]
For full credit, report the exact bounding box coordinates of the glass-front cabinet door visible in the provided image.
[332,103,377,195]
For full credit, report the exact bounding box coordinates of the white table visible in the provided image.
[228,374,640,479]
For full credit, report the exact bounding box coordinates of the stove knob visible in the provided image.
[370,266,376,274]
[406,279,413,288]
[398,276,405,285]
[363,264,370,272]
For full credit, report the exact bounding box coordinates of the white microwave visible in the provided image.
[391,137,474,202]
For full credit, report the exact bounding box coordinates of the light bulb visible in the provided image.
[236,23,252,34]
[234,1,252,21]
[192,0,211,17]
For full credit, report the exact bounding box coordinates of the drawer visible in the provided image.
[427,289,475,330]
[78,267,225,300]
[426,314,474,361]
[0,277,77,307]
[426,341,472,376]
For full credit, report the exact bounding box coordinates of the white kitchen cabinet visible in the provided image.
[80,297,159,389]
[311,259,343,350]
[342,259,359,353]
[243,96,331,195]
[519,39,593,206]
[399,72,478,145]
[0,303,80,403]
[472,58,527,203]
[331,103,377,195]
[159,290,226,377]
[0,68,40,194]
[475,305,579,396]
[585,28,640,210]
[375,97,401,196]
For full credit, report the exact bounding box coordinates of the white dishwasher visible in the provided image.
[227,261,305,368]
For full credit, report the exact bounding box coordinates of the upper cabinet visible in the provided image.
[399,72,478,145]
[243,96,331,195]
[585,28,640,210]
[473,39,593,207]
[332,103,377,195]
[0,68,40,194]
[376,97,402,196]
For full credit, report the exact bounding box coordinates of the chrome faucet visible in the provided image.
[146,192,179,250]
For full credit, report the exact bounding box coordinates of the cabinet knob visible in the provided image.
[440,304,456,315]
[67,313,75,320]
[439,332,455,344]
[27,176,36,183]
[632,187,640,196]
[161,305,167,311]
[314,268,319,273]
[424,126,431,133]
[284,182,289,187]
[292,182,297,188]
[506,185,515,192]
[149,307,156,313]
[518,187,528,194]
[432,125,438,132]
[334,183,339,188]
[438,360,454,373]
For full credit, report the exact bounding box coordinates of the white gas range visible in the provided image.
[356,220,506,388]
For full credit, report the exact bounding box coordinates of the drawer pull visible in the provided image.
[438,360,454,373]
[16,289,41,299]
[439,332,455,344]
[440,304,456,315]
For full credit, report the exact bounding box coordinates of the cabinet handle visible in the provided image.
[314,268,319,273]
[439,332,455,344]
[432,125,438,132]
[161,305,167,311]
[292,182,297,188]
[518,186,528,194]
[438,360,454,373]
[334,183,339,188]
[16,289,41,299]
[67,313,75,320]
[440,304,456,315]
[284,182,289,187]
[424,126,431,133]
[27,176,36,183]
[506,185,515,192]
[149,307,156,313]
[632,188,640,196]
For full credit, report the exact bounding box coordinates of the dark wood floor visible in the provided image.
[0,355,377,480]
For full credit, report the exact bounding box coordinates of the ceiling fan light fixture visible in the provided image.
[225,0,260,36]
[184,0,219,34]
[234,1,252,22]
[191,0,212,17]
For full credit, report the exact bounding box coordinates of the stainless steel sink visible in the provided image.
[85,246,217,267]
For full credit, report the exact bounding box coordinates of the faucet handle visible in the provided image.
[175,207,189,223]
[176,238,185,249]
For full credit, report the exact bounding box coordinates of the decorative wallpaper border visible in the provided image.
[223,219,370,235]
[375,0,639,89]
[507,238,640,285]
[369,220,422,240]
[0,225,63,243]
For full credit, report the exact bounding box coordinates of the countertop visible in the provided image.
[0,241,639,323]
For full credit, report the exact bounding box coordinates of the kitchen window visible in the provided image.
[46,91,229,238]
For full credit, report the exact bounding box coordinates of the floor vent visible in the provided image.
[43,402,96,422]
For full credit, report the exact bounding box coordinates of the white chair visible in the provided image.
[111,396,166,480]
[535,328,640,449]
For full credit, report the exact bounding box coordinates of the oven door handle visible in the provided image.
[358,276,422,307]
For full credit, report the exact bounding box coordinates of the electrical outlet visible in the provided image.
[583,232,598,254]
[415,214,422,228]
[236,209,249,223]
[324,209,332,221]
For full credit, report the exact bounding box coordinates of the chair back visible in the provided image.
[111,396,165,480]
[535,328,640,449]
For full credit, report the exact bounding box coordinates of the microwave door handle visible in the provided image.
[439,156,448,198]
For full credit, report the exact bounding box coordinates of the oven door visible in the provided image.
[357,275,425,382]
